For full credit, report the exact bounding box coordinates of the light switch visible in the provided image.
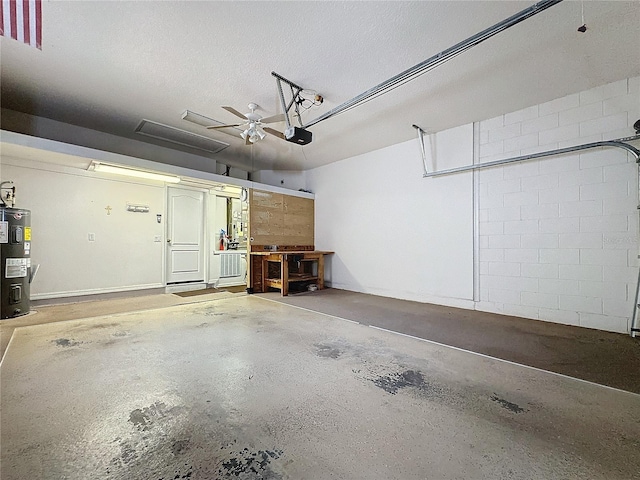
[154,235,162,242]
[88,233,96,242]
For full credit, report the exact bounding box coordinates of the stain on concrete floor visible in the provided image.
[1,297,639,480]
[53,337,82,347]
[314,343,342,359]
[371,369,434,395]
[490,394,526,414]
[128,401,185,432]
[217,446,284,479]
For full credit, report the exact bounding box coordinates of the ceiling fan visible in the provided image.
[207,103,285,145]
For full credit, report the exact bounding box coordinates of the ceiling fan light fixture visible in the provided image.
[215,103,285,145]
[250,128,266,143]
[243,122,266,143]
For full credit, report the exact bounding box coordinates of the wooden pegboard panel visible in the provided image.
[249,189,314,251]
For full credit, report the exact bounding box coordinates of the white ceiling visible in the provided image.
[1,1,639,172]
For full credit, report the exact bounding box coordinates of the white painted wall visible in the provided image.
[252,170,308,192]
[307,124,475,308]
[215,163,250,180]
[1,158,165,298]
[476,77,640,334]
[306,76,639,334]
[0,129,312,300]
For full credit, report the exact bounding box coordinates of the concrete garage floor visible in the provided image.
[0,290,239,360]
[260,289,640,394]
[1,294,640,479]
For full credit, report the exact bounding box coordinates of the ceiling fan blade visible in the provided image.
[260,113,286,124]
[264,127,286,140]
[206,123,243,130]
[222,106,249,120]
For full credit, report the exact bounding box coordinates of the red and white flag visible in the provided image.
[1,0,42,49]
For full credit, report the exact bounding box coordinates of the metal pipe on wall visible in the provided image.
[631,268,640,338]
[421,136,640,177]
[472,123,481,304]
[413,125,430,177]
[633,162,640,338]
[302,0,563,129]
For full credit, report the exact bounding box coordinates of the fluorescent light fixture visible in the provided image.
[211,184,242,196]
[91,163,181,183]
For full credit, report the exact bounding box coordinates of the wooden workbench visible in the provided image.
[249,251,333,296]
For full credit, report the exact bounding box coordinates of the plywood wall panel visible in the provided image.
[251,190,284,209]
[283,195,312,213]
[284,196,314,246]
[249,189,314,251]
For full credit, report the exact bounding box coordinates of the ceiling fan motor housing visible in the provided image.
[285,126,312,145]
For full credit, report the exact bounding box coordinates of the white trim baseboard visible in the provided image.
[31,283,165,300]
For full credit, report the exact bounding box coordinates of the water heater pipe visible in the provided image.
[0,181,15,207]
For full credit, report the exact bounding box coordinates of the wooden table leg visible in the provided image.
[281,254,288,296]
[260,257,268,293]
[317,254,325,290]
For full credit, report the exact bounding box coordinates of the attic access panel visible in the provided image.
[135,119,229,155]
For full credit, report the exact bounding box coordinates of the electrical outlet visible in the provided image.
[88,233,95,242]
[154,235,162,242]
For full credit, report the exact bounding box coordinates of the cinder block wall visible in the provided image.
[476,77,640,333]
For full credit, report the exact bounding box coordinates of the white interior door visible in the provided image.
[167,187,205,284]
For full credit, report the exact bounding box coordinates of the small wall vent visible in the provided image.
[135,119,229,155]
[220,252,243,278]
